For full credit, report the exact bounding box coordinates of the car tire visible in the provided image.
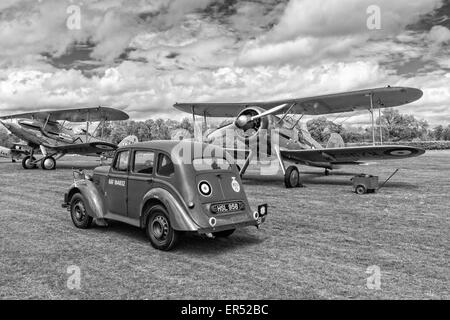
[284,166,300,188]
[213,229,235,238]
[355,185,367,195]
[70,193,93,229]
[146,205,179,251]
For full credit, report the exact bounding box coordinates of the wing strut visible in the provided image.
[379,107,383,145]
[366,93,376,146]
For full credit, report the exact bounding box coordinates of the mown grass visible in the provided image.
[0,152,449,299]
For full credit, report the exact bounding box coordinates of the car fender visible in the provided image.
[67,180,107,219]
[141,187,198,231]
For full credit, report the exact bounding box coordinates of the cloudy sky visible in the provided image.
[0,0,449,126]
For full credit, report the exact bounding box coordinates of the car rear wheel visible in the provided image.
[213,229,235,238]
[146,205,179,251]
[70,193,93,229]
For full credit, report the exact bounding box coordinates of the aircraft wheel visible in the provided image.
[355,185,367,195]
[146,205,179,251]
[284,166,300,188]
[213,229,235,238]
[22,156,37,169]
[41,156,56,170]
[70,193,93,229]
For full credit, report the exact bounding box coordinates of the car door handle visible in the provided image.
[147,178,153,183]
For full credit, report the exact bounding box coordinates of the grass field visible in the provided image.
[0,151,449,299]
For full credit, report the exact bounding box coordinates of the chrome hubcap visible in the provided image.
[152,216,169,240]
[73,202,85,221]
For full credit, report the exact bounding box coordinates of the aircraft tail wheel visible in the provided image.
[22,156,37,169]
[284,166,300,188]
[41,156,56,170]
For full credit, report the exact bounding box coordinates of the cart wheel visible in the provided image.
[355,185,367,195]
[284,166,300,188]
[70,193,93,229]
[213,229,235,238]
[146,205,179,251]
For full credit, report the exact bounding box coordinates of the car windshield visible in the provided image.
[193,157,232,171]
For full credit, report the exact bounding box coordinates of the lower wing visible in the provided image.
[49,141,118,155]
[280,145,425,164]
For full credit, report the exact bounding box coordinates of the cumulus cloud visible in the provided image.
[0,0,449,127]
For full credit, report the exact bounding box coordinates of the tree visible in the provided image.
[433,125,444,140]
[378,108,428,141]
[306,117,343,143]
[442,125,450,141]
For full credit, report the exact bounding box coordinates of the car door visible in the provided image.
[105,149,130,216]
[127,149,155,220]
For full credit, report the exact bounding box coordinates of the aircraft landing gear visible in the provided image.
[284,166,301,188]
[22,156,38,169]
[41,156,56,170]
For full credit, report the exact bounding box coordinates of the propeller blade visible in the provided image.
[249,103,289,121]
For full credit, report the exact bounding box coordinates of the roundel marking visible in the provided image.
[198,180,212,197]
[384,148,416,157]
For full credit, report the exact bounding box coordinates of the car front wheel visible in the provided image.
[146,205,179,251]
[70,193,93,229]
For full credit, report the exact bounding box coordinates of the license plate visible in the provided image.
[210,201,245,214]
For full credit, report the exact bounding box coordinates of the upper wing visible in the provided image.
[0,106,129,122]
[280,145,425,164]
[49,141,118,154]
[174,86,423,117]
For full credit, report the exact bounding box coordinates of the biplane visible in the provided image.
[0,106,131,170]
[174,86,426,188]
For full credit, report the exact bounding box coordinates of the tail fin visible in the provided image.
[326,133,345,149]
[118,135,138,147]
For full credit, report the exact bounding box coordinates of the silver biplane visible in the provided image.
[174,86,426,188]
[0,106,130,170]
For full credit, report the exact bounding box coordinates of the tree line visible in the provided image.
[1,109,450,148]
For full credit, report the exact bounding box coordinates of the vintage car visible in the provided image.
[62,140,267,250]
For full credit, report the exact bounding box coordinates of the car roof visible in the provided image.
[118,140,229,160]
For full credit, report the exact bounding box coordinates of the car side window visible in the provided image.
[157,154,174,177]
[113,150,129,172]
[133,151,155,174]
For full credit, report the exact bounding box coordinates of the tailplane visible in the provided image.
[326,133,345,149]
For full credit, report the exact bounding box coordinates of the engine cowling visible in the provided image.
[234,107,269,140]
